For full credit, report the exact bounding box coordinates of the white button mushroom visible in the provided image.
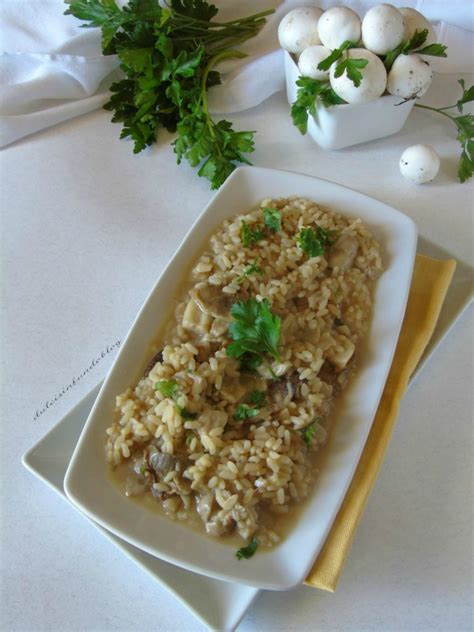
[362,4,405,55]
[278,7,324,54]
[317,6,361,50]
[399,7,436,46]
[387,53,433,98]
[329,48,387,104]
[298,45,331,81]
[399,144,440,184]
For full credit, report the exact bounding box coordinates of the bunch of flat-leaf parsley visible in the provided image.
[65,0,274,189]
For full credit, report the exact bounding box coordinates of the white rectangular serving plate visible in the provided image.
[63,166,417,590]
[22,234,472,630]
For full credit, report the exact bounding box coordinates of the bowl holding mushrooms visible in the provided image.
[280,3,446,149]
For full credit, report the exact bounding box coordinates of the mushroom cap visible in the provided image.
[298,45,331,81]
[399,144,440,183]
[317,6,361,50]
[329,48,387,104]
[387,53,433,98]
[362,3,405,55]
[399,7,436,46]
[278,7,324,54]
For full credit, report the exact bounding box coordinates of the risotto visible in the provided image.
[106,196,383,554]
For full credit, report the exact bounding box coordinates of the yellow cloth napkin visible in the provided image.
[305,253,457,592]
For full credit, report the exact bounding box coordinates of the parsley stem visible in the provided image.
[170,9,274,29]
[414,103,455,122]
[436,105,461,111]
[201,50,246,118]
[217,10,275,26]
[209,33,257,54]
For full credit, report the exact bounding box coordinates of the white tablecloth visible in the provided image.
[1,2,473,631]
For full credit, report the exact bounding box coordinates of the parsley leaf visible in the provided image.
[317,40,354,72]
[317,41,368,88]
[235,537,258,560]
[171,0,218,22]
[155,379,196,419]
[226,298,282,369]
[180,408,198,420]
[300,422,317,446]
[155,380,179,399]
[241,221,264,247]
[417,42,448,57]
[263,207,282,232]
[240,354,263,372]
[291,77,345,134]
[454,114,474,183]
[250,390,267,406]
[334,317,345,327]
[457,79,474,113]
[236,259,263,284]
[298,226,339,258]
[334,57,368,88]
[65,1,274,189]
[234,404,259,421]
[384,29,447,71]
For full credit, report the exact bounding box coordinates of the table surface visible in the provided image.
[1,70,473,631]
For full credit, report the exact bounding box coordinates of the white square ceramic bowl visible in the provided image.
[64,166,417,590]
[284,51,415,150]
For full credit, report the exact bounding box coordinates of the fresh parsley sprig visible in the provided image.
[226,298,281,370]
[384,29,447,71]
[414,79,474,182]
[291,77,345,135]
[317,40,368,88]
[64,0,274,189]
[316,40,356,72]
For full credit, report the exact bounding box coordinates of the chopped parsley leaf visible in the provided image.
[237,258,263,284]
[180,408,197,420]
[263,207,281,232]
[241,220,264,247]
[300,420,320,447]
[155,380,179,399]
[298,226,339,258]
[334,317,345,327]
[235,537,258,560]
[155,380,195,420]
[234,404,259,421]
[240,354,263,373]
[250,390,267,406]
